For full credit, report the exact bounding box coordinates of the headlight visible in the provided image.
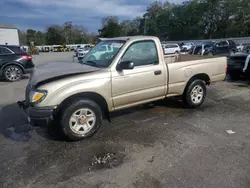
[29,89,47,104]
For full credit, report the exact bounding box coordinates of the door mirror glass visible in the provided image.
[117,60,134,70]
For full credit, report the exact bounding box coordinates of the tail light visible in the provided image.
[22,55,32,60]
[226,66,228,73]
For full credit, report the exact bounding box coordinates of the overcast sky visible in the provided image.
[1,0,184,33]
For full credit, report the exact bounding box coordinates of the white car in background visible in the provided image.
[181,42,194,51]
[76,46,92,59]
[162,43,181,55]
[91,44,114,59]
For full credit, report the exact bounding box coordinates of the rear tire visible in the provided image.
[60,99,102,141]
[3,65,23,82]
[183,79,206,108]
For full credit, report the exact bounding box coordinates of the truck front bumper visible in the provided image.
[17,100,56,126]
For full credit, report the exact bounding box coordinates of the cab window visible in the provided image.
[121,40,159,67]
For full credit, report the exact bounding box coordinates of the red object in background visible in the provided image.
[21,55,32,60]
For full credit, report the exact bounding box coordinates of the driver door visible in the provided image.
[111,40,166,109]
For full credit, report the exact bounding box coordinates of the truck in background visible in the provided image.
[0,24,19,46]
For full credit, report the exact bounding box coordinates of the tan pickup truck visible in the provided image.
[18,36,227,140]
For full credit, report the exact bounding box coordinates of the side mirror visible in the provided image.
[117,60,134,71]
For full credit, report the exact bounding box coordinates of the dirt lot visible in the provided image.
[0,52,250,188]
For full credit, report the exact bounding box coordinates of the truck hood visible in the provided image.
[29,62,101,86]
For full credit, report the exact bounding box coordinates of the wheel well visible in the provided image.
[185,73,210,90]
[2,63,24,73]
[188,73,210,85]
[183,73,210,95]
[57,92,110,120]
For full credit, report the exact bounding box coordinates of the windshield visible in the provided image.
[80,40,125,68]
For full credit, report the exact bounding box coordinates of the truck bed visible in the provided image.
[164,54,224,63]
[164,55,227,97]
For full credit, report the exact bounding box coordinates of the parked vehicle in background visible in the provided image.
[77,45,92,59]
[189,41,215,55]
[74,47,83,56]
[242,43,250,53]
[0,45,34,81]
[88,44,118,60]
[237,43,244,52]
[227,53,250,80]
[180,42,194,52]
[40,46,51,52]
[162,43,181,55]
[236,43,250,52]
[190,40,237,56]
[53,45,71,52]
[18,36,227,140]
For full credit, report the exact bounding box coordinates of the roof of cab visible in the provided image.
[100,36,159,41]
[0,24,17,29]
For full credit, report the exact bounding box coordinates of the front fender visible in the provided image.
[36,78,112,110]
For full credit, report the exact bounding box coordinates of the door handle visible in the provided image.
[154,70,162,75]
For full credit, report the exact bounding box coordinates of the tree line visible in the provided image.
[19,0,250,45]
[19,23,97,45]
[99,0,250,40]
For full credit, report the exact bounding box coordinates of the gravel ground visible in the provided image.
[0,52,250,188]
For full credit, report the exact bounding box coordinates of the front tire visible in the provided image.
[3,65,23,82]
[60,99,102,141]
[183,79,206,108]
